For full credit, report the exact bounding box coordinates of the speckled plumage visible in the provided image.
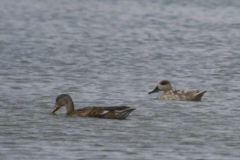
[149,80,207,101]
[49,94,136,119]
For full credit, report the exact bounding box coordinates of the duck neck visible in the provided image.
[66,101,75,115]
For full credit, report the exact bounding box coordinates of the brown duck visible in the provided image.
[49,94,136,119]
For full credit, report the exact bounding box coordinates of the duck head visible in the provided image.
[148,80,172,94]
[49,94,74,115]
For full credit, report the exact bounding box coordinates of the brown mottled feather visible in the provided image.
[72,106,135,119]
[72,107,104,117]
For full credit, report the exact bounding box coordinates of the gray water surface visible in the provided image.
[1,0,240,159]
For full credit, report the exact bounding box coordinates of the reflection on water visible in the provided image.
[0,0,240,159]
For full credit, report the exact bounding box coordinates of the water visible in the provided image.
[0,0,240,159]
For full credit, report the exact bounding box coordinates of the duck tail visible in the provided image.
[115,108,136,119]
[192,90,207,101]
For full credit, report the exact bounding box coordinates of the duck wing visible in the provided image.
[102,106,136,119]
[73,106,136,119]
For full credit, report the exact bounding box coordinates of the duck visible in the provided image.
[148,80,207,101]
[49,94,136,119]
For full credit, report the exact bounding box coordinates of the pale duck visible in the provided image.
[148,80,207,101]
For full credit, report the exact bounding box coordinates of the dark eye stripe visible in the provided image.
[160,81,168,85]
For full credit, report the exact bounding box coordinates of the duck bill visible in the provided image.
[49,105,60,115]
[148,86,160,94]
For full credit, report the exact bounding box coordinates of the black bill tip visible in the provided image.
[148,86,160,94]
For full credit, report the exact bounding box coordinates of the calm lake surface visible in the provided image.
[0,0,240,159]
